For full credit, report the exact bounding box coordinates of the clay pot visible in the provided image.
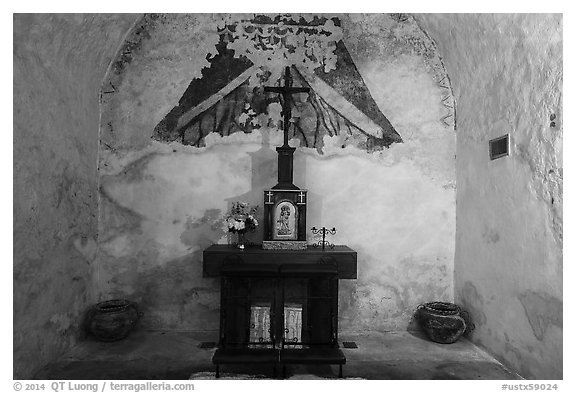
[416,302,468,344]
[87,299,141,342]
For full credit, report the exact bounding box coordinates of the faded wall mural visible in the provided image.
[98,13,456,333]
[152,15,402,152]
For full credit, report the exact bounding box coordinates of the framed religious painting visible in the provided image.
[262,189,307,250]
[274,201,297,240]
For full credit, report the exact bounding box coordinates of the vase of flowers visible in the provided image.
[225,202,259,249]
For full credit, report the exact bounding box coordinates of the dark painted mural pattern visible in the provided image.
[152,16,402,152]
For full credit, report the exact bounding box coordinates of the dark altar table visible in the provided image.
[203,244,357,378]
[203,244,357,279]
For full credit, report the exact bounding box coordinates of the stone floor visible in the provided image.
[34,330,522,380]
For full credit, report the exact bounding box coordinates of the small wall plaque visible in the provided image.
[489,134,510,160]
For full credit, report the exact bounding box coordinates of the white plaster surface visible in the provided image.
[419,13,562,379]
[13,14,139,378]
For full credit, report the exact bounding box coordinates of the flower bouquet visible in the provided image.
[225,202,259,249]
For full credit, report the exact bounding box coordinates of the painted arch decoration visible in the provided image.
[152,15,402,152]
[100,13,456,153]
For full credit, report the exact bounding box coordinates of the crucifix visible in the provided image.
[264,66,310,189]
[264,66,310,147]
[262,66,309,250]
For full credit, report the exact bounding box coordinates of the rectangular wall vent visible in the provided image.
[489,134,510,160]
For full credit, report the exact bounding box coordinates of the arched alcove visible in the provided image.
[96,13,457,333]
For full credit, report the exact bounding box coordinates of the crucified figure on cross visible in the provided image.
[264,66,310,147]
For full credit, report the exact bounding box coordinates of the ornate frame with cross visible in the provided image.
[262,188,307,250]
[262,66,309,250]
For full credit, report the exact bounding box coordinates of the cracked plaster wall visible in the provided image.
[96,14,456,334]
[13,14,139,378]
[418,14,562,379]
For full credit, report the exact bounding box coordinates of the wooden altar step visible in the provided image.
[203,244,357,279]
[213,347,346,379]
[280,348,345,378]
[212,348,279,378]
[219,262,339,276]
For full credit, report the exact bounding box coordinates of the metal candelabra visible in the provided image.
[311,226,336,251]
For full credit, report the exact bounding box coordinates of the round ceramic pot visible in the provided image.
[87,299,140,342]
[416,302,467,344]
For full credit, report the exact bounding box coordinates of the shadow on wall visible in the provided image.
[223,131,315,245]
[95,12,457,336]
[96,131,317,333]
[95,249,222,332]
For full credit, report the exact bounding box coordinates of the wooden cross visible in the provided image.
[298,191,306,204]
[264,66,310,147]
